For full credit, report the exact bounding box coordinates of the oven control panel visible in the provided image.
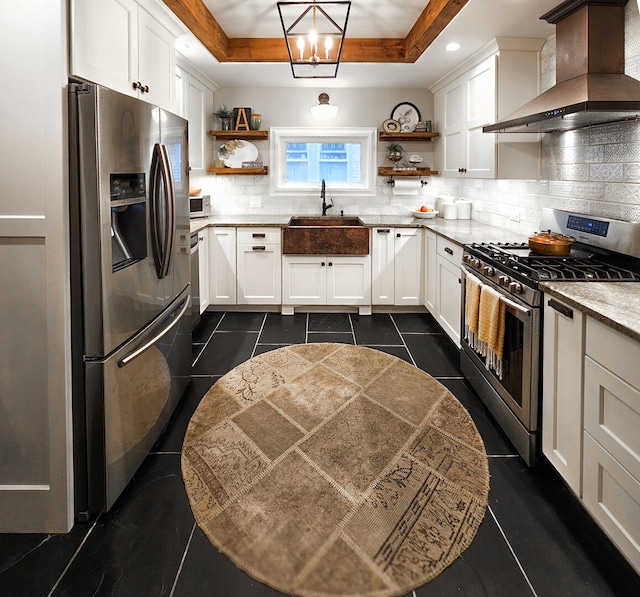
[566,215,609,237]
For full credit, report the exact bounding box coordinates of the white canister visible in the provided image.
[443,202,458,220]
[435,195,454,215]
[456,200,472,220]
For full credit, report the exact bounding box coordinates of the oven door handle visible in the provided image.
[500,295,531,317]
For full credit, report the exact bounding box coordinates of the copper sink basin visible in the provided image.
[283,216,369,255]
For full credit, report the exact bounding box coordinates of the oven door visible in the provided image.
[460,265,540,431]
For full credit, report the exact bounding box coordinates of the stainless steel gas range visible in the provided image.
[460,208,640,466]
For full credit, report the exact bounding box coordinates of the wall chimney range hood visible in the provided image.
[484,0,640,133]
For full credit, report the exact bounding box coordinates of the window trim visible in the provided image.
[269,127,377,196]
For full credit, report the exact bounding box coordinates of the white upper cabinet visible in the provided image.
[431,38,545,179]
[70,0,178,112]
[136,7,176,110]
[175,63,215,175]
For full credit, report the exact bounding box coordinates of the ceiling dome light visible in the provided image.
[446,42,461,52]
[311,93,339,120]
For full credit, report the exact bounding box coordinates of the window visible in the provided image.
[270,127,376,195]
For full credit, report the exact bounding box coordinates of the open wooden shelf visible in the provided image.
[378,131,439,142]
[378,167,438,177]
[208,130,269,140]
[207,166,269,176]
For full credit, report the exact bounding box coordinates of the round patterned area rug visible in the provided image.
[182,344,489,597]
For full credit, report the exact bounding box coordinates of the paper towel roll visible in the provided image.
[392,179,422,196]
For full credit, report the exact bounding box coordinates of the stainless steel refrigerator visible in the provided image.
[69,83,191,517]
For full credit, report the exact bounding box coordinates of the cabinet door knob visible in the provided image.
[396,233,401,237]
[328,262,333,266]
[321,262,326,266]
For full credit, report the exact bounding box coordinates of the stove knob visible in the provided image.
[463,254,472,263]
[509,281,523,294]
[498,276,510,287]
[472,258,481,268]
[483,265,495,277]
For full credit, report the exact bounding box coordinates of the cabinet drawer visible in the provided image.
[586,317,640,391]
[236,227,281,244]
[584,356,640,480]
[436,236,462,265]
[583,432,640,573]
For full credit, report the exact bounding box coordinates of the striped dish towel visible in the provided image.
[464,272,482,350]
[477,284,506,379]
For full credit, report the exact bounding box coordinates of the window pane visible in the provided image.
[285,142,361,183]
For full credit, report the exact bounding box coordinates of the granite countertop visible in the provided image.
[190,214,529,246]
[542,282,640,342]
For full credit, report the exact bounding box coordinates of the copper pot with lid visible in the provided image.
[528,230,576,256]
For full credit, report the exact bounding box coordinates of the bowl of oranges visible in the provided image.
[412,205,438,219]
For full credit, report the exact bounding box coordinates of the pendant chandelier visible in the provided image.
[277,1,351,79]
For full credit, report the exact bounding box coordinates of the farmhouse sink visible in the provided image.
[283,216,369,255]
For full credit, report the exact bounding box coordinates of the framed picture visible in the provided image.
[382,119,401,133]
[391,102,421,132]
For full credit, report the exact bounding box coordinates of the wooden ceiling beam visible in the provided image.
[404,0,470,63]
[163,0,466,64]
[226,38,406,63]
[162,0,230,60]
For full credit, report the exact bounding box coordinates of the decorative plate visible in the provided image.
[412,209,438,219]
[218,140,258,168]
[382,119,401,133]
[391,102,421,132]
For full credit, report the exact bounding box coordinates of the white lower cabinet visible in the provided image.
[208,227,236,305]
[237,228,281,305]
[197,229,209,313]
[424,229,437,313]
[582,318,640,573]
[542,297,584,495]
[541,310,640,574]
[282,255,371,313]
[435,236,463,346]
[394,228,423,305]
[371,227,422,306]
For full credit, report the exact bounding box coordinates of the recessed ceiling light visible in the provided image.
[446,42,461,52]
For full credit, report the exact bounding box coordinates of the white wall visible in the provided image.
[192,87,436,216]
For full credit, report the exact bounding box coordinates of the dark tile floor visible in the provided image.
[2,311,640,597]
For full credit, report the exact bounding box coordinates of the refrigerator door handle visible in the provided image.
[159,143,176,277]
[117,292,190,368]
[149,143,174,279]
[150,143,165,278]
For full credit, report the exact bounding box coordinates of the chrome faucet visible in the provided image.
[321,179,333,216]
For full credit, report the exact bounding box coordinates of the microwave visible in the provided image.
[189,194,209,218]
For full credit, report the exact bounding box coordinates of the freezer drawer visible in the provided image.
[82,285,191,513]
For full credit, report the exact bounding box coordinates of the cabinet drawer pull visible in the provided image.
[252,246,266,251]
[548,298,573,318]
[252,233,266,238]
[377,229,390,234]
[444,246,454,255]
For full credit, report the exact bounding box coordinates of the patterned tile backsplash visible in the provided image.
[193,5,640,235]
